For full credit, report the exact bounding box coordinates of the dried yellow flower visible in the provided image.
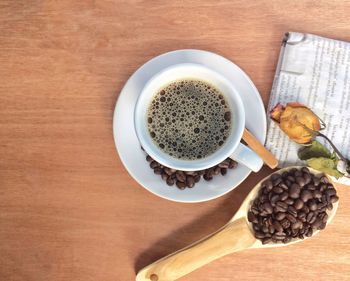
[270,102,322,144]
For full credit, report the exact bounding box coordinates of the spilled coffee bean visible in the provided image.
[248,167,338,244]
[144,152,237,189]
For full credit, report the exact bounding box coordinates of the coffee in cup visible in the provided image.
[147,79,232,160]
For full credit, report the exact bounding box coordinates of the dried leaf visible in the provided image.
[306,157,343,179]
[298,141,331,160]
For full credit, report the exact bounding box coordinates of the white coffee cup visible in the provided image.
[134,63,263,172]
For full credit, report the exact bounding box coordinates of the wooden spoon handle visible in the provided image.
[136,218,255,281]
[243,128,279,169]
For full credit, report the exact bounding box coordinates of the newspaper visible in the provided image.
[266,32,350,185]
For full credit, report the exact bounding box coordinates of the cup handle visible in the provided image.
[230,143,263,172]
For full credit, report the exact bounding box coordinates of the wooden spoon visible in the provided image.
[242,128,279,169]
[136,167,338,281]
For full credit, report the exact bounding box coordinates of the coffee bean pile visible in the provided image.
[248,167,339,244]
[145,154,237,189]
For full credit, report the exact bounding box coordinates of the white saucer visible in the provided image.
[113,49,266,203]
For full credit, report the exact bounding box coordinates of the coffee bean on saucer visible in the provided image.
[144,152,237,189]
[176,171,186,182]
[166,177,175,186]
[186,176,195,188]
[176,181,186,189]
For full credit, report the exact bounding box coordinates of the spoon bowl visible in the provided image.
[136,166,338,281]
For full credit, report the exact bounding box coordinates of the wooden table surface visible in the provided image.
[1,1,350,280]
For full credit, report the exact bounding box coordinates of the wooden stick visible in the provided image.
[242,128,279,169]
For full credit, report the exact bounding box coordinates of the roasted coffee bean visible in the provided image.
[325,188,336,197]
[319,213,328,223]
[313,176,320,186]
[279,192,289,201]
[320,222,327,230]
[276,201,288,210]
[260,225,268,233]
[220,168,227,176]
[272,232,286,240]
[287,206,298,217]
[286,213,297,223]
[298,211,306,220]
[270,194,280,206]
[289,183,301,198]
[262,180,273,191]
[150,161,159,169]
[273,177,282,186]
[218,160,229,169]
[271,174,281,181]
[163,167,173,176]
[312,218,322,229]
[301,205,310,214]
[330,195,339,203]
[154,168,162,175]
[262,202,273,214]
[306,228,313,237]
[296,176,306,187]
[166,177,175,186]
[301,167,310,174]
[292,220,302,230]
[306,184,316,191]
[203,174,213,181]
[284,180,292,187]
[254,232,265,239]
[282,172,289,178]
[259,194,268,203]
[146,155,153,162]
[253,224,260,232]
[262,237,272,244]
[308,200,318,211]
[194,175,201,183]
[320,176,329,183]
[186,176,195,188]
[206,168,214,178]
[294,170,302,177]
[287,175,296,182]
[228,159,237,169]
[303,173,312,185]
[213,166,220,175]
[275,212,286,221]
[301,190,313,202]
[176,171,186,182]
[280,218,291,229]
[273,186,284,194]
[273,221,283,232]
[294,199,304,210]
[248,212,258,223]
[268,225,275,234]
[285,198,294,205]
[279,183,288,191]
[161,173,168,181]
[307,212,317,224]
[313,190,322,199]
[327,203,333,210]
[176,181,186,189]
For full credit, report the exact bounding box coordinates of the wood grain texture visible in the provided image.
[0,1,350,281]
